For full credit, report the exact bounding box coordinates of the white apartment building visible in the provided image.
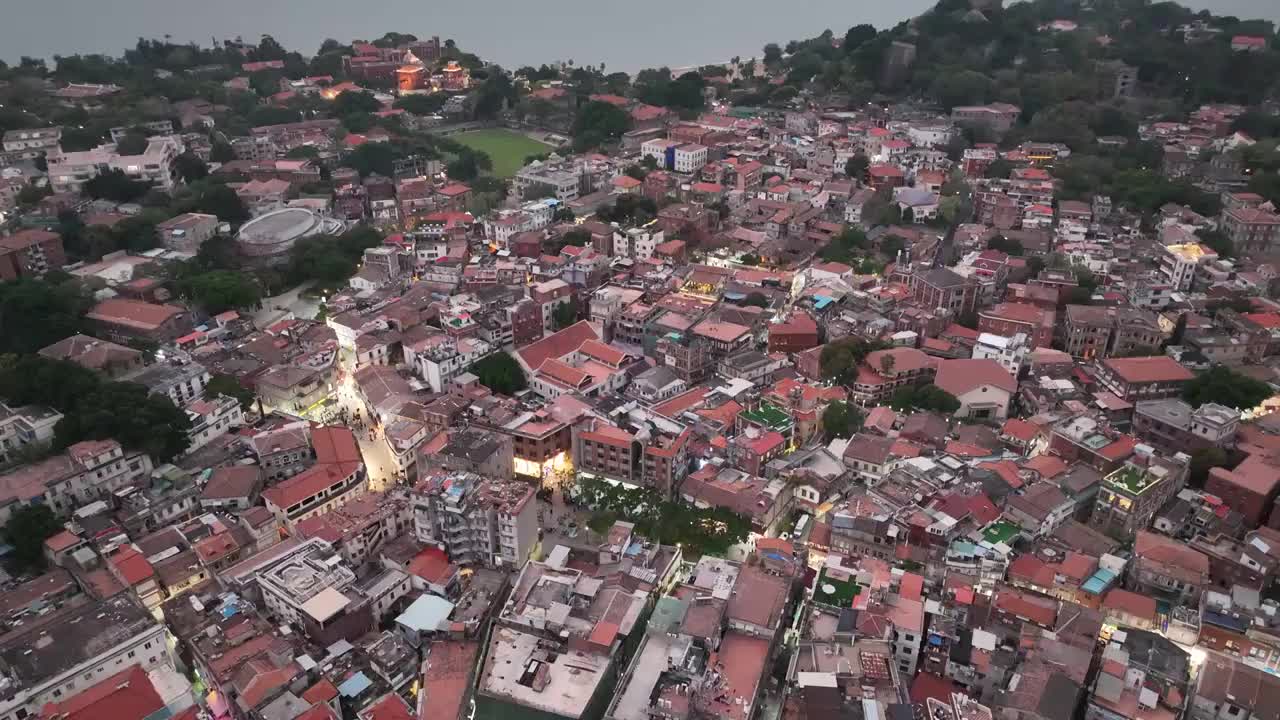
[251,538,359,627]
[126,361,211,407]
[2,127,61,159]
[0,439,155,521]
[184,394,244,454]
[47,136,183,194]
[0,403,62,465]
[1159,242,1217,291]
[612,227,664,260]
[514,159,583,202]
[409,335,495,393]
[411,470,538,568]
[640,139,679,168]
[0,595,173,720]
[972,332,1029,377]
[673,144,709,173]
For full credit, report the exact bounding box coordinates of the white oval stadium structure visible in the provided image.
[237,207,344,260]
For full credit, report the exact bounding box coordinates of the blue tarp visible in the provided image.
[813,295,834,309]
[338,671,372,698]
[1081,567,1118,595]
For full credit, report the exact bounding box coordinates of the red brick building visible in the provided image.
[1094,356,1195,402]
[768,311,820,354]
[1206,453,1280,528]
[978,302,1056,348]
[0,229,65,280]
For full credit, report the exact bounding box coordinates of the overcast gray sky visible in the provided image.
[1,0,1277,72]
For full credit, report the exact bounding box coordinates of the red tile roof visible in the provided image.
[1102,356,1194,384]
[110,546,155,586]
[311,425,362,465]
[1103,588,1157,622]
[516,320,599,372]
[87,298,185,331]
[262,461,361,510]
[39,664,163,720]
[935,358,1017,396]
[407,546,458,585]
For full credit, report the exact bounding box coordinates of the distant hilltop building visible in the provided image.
[398,48,470,94]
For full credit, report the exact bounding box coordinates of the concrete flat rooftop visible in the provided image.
[480,626,609,719]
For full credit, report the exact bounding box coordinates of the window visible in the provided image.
[128,650,136,658]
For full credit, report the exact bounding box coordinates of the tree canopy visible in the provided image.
[1183,365,1273,411]
[0,277,91,355]
[469,352,528,395]
[822,401,863,439]
[2,505,61,572]
[0,356,193,462]
[820,337,888,385]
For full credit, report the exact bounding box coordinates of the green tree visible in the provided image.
[174,151,209,183]
[2,505,62,572]
[53,381,193,462]
[206,373,255,411]
[1187,447,1229,489]
[84,169,151,202]
[469,352,528,395]
[821,401,862,439]
[333,90,382,115]
[820,337,887,384]
[210,141,236,163]
[552,301,578,330]
[1183,365,1272,411]
[183,270,261,313]
[0,278,91,355]
[572,101,632,149]
[115,132,150,155]
[187,183,250,226]
[394,93,448,115]
[844,153,869,179]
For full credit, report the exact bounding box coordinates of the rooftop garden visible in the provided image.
[981,519,1021,546]
[815,566,861,608]
[740,402,793,431]
[1105,465,1153,495]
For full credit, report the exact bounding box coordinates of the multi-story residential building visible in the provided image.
[529,278,574,329]
[972,332,1030,376]
[467,394,582,480]
[573,410,691,497]
[514,157,590,202]
[155,212,220,253]
[403,331,495,393]
[1061,304,1116,360]
[612,226,664,260]
[0,229,66,280]
[410,470,537,567]
[1095,356,1195,402]
[261,426,366,530]
[0,594,173,720]
[1086,630,1191,720]
[978,303,1055,348]
[1190,655,1280,720]
[950,103,1021,135]
[0,403,61,465]
[1132,399,1239,456]
[125,360,211,407]
[1091,455,1186,540]
[673,143,708,173]
[249,422,314,482]
[1206,451,1280,528]
[47,136,183,193]
[1159,242,1218,291]
[296,491,412,566]
[849,347,938,406]
[240,537,369,644]
[183,394,244,453]
[0,439,153,521]
[903,266,979,316]
[1,126,61,158]
[1221,205,1280,254]
[1128,530,1210,603]
[86,298,193,344]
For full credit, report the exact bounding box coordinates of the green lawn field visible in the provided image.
[452,129,554,178]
